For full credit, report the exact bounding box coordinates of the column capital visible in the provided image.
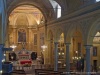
[64,43,71,45]
[84,45,93,49]
[54,42,59,44]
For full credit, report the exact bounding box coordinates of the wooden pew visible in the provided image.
[12,70,26,74]
[35,69,61,75]
[35,69,53,75]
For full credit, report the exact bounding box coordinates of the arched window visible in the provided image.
[96,0,100,2]
[57,4,61,18]
[49,0,61,18]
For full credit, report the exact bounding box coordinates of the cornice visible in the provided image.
[47,2,100,26]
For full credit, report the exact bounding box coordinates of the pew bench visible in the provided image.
[35,69,61,75]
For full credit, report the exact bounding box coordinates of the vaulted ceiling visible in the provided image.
[7,0,55,20]
[9,5,44,26]
[7,0,83,23]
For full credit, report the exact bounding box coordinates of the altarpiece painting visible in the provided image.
[18,29,26,43]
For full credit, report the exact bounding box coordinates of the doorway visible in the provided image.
[93,60,97,71]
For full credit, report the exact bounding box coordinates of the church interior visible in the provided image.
[0,0,100,75]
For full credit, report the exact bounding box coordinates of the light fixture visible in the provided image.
[63,64,66,67]
[62,53,64,55]
[10,44,17,49]
[4,54,6,56]
[2,59,5,62]
[10,44,17,51]
[58,53,61,55]
[41,45,47,51]
[0,70,2,74]
[11,56,14,60]
[76,51,78,53]
[72,56,81,60]
[58,61,61,63]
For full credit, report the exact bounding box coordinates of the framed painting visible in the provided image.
[34,34,37,45]
[40,33,44,46]
[18,29,26,43]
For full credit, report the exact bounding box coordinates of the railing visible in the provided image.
[13,64,52,70]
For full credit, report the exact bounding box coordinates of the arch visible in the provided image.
[59,33,64,42]
[55,28,64,42]
[87,19,100,45]
[7,1,50,21]
[47,30,54,41]
[66,24,84,43]
[66,24,84,64]
[9,4,45,27]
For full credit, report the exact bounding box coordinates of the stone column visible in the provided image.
[65,43,70,75]
[85,45,92,75]
[54,42,58,71]
[0,0,3,44]
[0,44,3,73]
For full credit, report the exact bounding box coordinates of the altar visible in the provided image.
[18,54,32,66]
[10,43,38,67]
[16,47,33,66]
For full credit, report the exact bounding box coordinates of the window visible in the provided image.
[93,47,97,56]
[57,5,61,18]
[96,0,100,2]
[49,0,61,18]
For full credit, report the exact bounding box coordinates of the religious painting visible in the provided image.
[18,29,26,43]
[34,34,37,45]
[93,46,97,56]
[40,33,44,46]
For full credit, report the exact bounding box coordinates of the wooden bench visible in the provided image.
[38,71,61,75]
[12,70,26,74]
[35,69,61,75]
